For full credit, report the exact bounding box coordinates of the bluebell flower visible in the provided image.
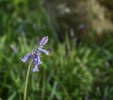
[21,53,32,62]
[21,36,49,72]
[39,36,48,48]
[79,24,85,29]
[37,48,49,55]
[32,52,42,72]
[38,36,49,55]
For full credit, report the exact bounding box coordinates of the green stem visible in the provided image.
[23,61,32,100]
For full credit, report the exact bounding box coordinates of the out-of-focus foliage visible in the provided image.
[0,0,113,100]
[0,0,54,40]
[45,0,113,42]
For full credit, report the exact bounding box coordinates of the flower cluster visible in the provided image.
[21,36,49,72]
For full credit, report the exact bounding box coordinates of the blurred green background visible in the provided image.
[0,0,113,100]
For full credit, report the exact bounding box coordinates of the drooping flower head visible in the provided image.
[39,36,48,48]
[21,53,32,63]
[21,36,49,72]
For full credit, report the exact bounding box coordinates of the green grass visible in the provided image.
[0,34,113,100]
[0,0,113,100]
